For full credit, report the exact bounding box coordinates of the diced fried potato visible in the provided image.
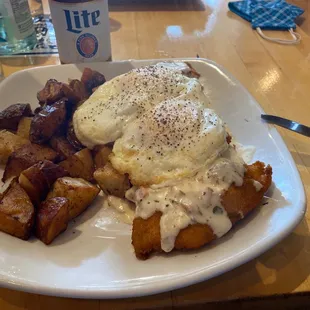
[0,179,34,240]
[16,117,32,139]
[49,135,77,161]
[47,177,99,220]
[59,148,94,181]
[0,130,29,164]
[3,143,58,182]
[62,80,89,104]
[19,160,68,205]
[93,162,131,198]
[61,83,80,104]
[81,68,106,93]
[69,79,89,100]
[66,120,84,150]
[18,173,39,206]
[30,99,67,144]
[37,79,64,105]
[93,145,112,169]
[34,106,43,114]
[0,103,32,131]
[36,197,69,245]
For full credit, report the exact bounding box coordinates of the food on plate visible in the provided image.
[67,79,89,102]
[0,179,34,240]
[0,103,32,131]
[110,99,227,186]
[37,79,64,105]
[0,63,272,257]
[59,148,94,182]
[36,197,70,245]
[0,67,106,244]
[17,117,33,139]
[61,82,81,104]
[47,177,100,220]
[103,195,135,224]
[0,130,29,164]
[132,161,272,259]
[73,62,207,148]
[49,135,77,161]
[19,160,68,205]
[93,145,112,168]
[3,143,58,182]
[94,162,131,198]
[37,68,105,106]
[30,99,67,144]
[73,62,272,259]
[81,67,106,93]
[66,120,84,150]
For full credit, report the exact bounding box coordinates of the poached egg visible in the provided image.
[73,62,228,186]
[73,62,207,149]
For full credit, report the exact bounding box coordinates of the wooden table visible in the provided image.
[1,0,310,308]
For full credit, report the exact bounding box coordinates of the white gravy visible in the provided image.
[253,180,263,192]
[127,146,246,252]
[103,195,135,224]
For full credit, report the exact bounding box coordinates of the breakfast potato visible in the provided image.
[49,135,77,161]
[3,143,58,182]
[59,148,95,182]
[0,179,34,240]
[93,145,112,168]
[61,83,80,104]
[18,173,40,206]
[66,120,84,150]
[34,106,43,114]
[70,100,87,118]
[81,68,106,93]
[37,79,64,105]
[0,103,32,131]
[38,78,88,107]
[19,160,68,205]
[93,162,131,198]
[47,177,100,219]
[16,117,32,139]
[69,79,89,99]
[68,79,89,102]
[30,99,67,144]
[36,197,70,245]
[0,130,29,164]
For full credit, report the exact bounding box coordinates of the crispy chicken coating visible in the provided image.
[132,161,272,259]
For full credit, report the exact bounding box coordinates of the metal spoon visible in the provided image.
[261,114,310,137]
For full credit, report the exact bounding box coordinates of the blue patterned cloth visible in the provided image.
[228,0,304,30]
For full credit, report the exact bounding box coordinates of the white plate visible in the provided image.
[0,58,306,299]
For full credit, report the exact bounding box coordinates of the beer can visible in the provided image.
[49,0,111,63]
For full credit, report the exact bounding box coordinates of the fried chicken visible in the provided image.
[132,161,272,260]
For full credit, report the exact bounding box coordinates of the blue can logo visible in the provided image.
[64,9,101,34]
[76,33,98,58]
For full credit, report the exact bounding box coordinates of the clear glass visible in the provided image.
[0,0,37,55]
[0,30,37,55]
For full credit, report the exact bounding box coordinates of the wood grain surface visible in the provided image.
[1,0,310,308]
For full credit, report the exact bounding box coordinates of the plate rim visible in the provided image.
[0,57,306,299]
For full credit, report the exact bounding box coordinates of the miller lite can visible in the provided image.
[49,0,111,63]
